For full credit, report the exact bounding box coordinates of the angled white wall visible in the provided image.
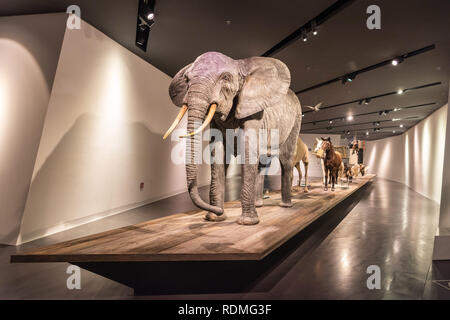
[17,19,209,244]
[365,104,448,204]
[0,13,67,245]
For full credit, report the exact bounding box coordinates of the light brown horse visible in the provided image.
[291,137,309,192]
[320,137,342,191]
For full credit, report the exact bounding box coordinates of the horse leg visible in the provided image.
[331,169,335,191]
[324,167,328,191]
[303,161,309,192]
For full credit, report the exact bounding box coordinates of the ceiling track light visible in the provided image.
[364,98,371,105]
[397,89,404,94]
[135,0,156,52]
[341,73,356,85]
[311,20,318,35]
[391,56,404,66]
[301,29,308,42]
[295,45,435,94]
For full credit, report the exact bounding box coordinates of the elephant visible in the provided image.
[163,52,302,225]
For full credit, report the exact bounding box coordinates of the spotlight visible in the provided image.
[391,57,404,66]
[393,107,401,112]
[358,99,364,105]
[342,73,356,85]
[373,121,380,126]
[329,120,333,124]
[311,20,318,35]
[301,29,307,42]
[393,130,396,133]
[136,0,156,52]
[364,98,371,105]
[399,124,404,128]
[346,115,354,121]
[397,89,404,94]
[346,131,350,135]
[392,118,400,122]
[366,131,369,136]
[302,114,305,117]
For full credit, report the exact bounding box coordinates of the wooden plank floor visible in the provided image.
[11,175,375,263]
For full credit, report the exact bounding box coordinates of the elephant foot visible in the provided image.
[205,212,227,222]
[279,201,293,208]
[255,199,264,207]
[304,186,309,193]
[237,215,260,225]
[331,187,335,192]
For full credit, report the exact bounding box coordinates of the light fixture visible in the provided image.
[136,0,156,52]
[341,117,346,121]
[373,121,380,126]
[366,131,369,136]
[311,20,318,35]
[364,98,371,105]
[397,89,404,94]
[391,56,404,66]
[399,124,404,128]
[302,114,305,117]
[393,130,396,133]
[358,99,364,105]
[301,29,307,42]
[346,131,350,135]
[393,107,401,112]
[329,120,333,124]
[346,115,354,121]
[392,118,400,121]
[342,73,356,85]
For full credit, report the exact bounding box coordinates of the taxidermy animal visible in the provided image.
[351,164,360,177]
[304,102,323,112]
[314,137,343,186]
[164,52,302,225]
[291,137,309,192]
[319,137,342,191]
[359,164,367,176]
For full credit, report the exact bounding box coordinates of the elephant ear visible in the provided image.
[169,63,192,107]
[235,57,291,119]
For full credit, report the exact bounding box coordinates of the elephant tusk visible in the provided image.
[163,104,188,140]
[179,103,217,138]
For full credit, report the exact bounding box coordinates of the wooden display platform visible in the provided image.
[11,175,374,264]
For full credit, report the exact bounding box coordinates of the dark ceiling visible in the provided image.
[1,0,449,140]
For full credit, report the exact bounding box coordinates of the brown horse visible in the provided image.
[320,137,342,191]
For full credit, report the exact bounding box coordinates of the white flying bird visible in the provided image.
[304,102,323,112]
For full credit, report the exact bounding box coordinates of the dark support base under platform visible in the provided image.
[76,183,372,295]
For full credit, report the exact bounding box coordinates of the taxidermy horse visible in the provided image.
[314,138,344,186]
[319,137,342,191]
[291,137,309,192]
[164,52,302,225]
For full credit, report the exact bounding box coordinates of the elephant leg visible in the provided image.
[279,129,298,208]
[237,130,260,225]
[255,164,264,207]
[205,130,227,222]
[303,161,309,192]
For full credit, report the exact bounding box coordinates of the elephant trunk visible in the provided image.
[185,108,223,216]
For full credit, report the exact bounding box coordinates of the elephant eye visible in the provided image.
[220,73,232,82]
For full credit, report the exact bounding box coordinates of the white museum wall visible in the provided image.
[17,19,210,244]
[365,104,448,204]
[0,13,67,245]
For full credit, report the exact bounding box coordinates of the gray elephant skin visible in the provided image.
[164,52,302,225]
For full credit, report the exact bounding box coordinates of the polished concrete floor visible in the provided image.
[1,177,449,299]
